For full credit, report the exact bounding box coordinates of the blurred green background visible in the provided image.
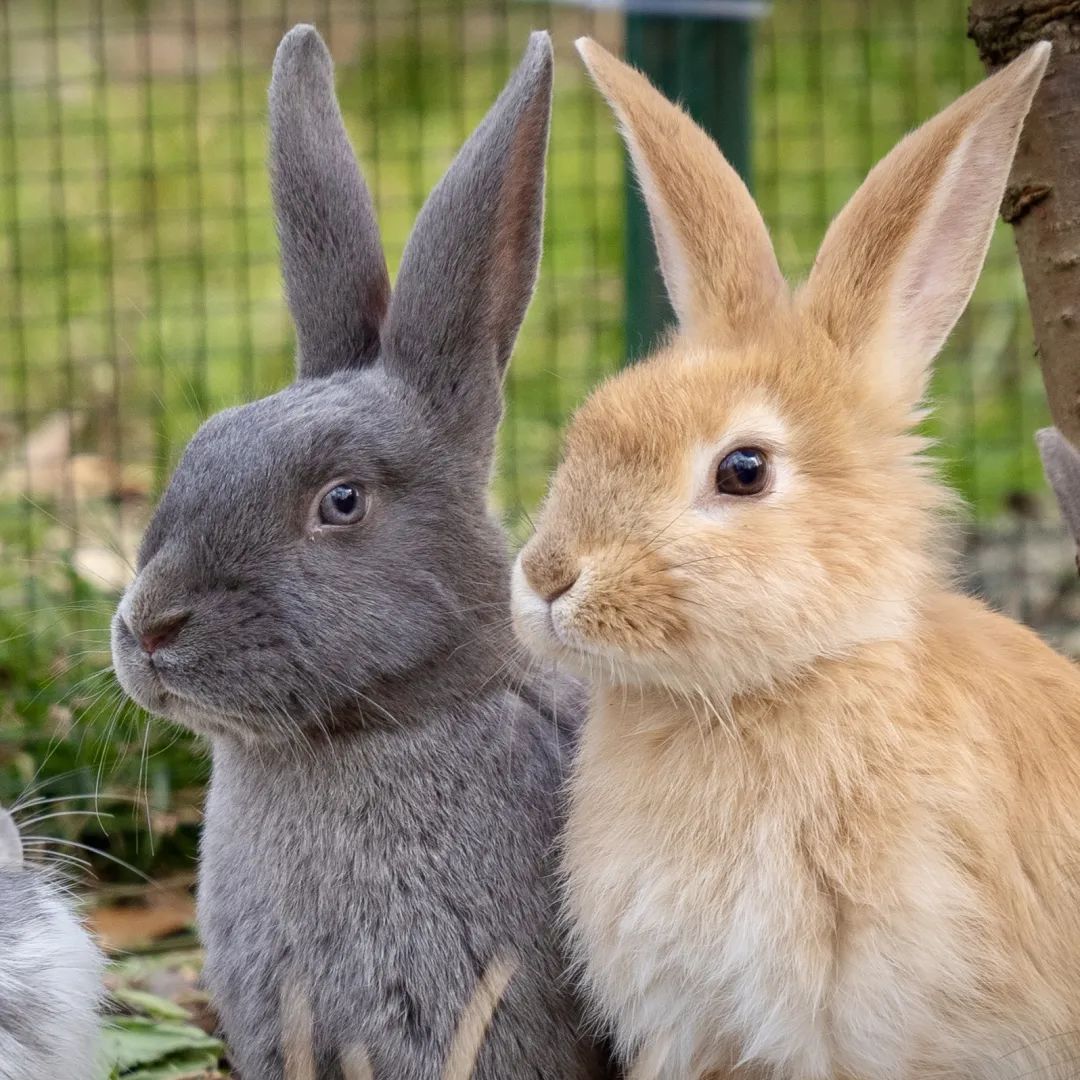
[0,0,1075,885]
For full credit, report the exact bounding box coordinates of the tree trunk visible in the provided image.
[969,1,1080,559]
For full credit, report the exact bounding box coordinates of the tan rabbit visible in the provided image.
[512,38,1080,1080]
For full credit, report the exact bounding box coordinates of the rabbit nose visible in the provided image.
[541,572,579,604]
[137,611,192,656]
[520,547,581,604]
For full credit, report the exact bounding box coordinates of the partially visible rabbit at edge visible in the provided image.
[0,803,104,1080]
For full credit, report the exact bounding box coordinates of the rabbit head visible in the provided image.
[514,39,1048,700]
[112,25,552,741]
[0,808,21,869]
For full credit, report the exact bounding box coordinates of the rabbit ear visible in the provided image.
[269,25,390,379]
[1038,427,1080,558]
[802,43,1049,408]
[576,38,785,345]
[381,32,552,450]
[0,809,22,868]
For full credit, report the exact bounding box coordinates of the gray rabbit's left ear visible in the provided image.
[1038,427,1080,567]
[381,32,553,453]
[269,25,390,379]
[0,809,22,869]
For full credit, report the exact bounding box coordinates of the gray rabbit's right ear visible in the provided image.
[269,25,390,379]
[0,809,22,869]
[381,32,553,454]
[1037,427,1080,565]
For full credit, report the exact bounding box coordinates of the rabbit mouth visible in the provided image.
[511,562,621,673]
[127,672,256,740]
[111,618,250,736]
[510,559,573,654]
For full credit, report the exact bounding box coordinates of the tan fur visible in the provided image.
[576,38,785,343]
[512,40,1076,1080]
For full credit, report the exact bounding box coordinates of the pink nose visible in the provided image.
[541,571,579,605]
[138,611,191,656]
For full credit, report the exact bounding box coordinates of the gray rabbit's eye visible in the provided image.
[318,482,368,526]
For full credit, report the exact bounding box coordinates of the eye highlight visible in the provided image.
[318,482,368,526]
[715,448,768,496]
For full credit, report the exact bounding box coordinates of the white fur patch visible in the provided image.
[510,557,557,656]
[0,813,21,869]
[567,739,1050,1080]
[0,874,104,1080]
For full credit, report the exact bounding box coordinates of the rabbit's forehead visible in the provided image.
[183,378,424,480]
[569,351,786,469]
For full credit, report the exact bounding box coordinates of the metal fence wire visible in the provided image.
[1,0,1078,724]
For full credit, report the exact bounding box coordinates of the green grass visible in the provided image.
[0,0,1051,879]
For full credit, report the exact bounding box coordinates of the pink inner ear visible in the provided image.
[889,126,1000,383]
[801,44,1047,412]
[0,809,22,868]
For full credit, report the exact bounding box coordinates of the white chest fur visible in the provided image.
[562,708,1046,1080]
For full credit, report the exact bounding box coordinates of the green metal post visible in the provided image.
[624,10,756,360]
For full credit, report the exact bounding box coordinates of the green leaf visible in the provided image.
[100,1016,224,1073]
[118,1047,223,1080]
[110,987,191,1022]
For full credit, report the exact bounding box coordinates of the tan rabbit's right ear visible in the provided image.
[576,38,785,345]
[801,43,1050,409]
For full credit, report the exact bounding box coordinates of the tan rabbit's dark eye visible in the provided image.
[716,448,768,496]
[319,482,367,526]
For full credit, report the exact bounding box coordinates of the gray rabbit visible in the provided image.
[111,24,606,1080]
[0,805,104,1080]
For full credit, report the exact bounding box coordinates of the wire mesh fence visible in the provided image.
[1,0,1077,863]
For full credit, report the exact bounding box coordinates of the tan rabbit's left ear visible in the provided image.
[576,38,786,345]
[801,42,1050,407]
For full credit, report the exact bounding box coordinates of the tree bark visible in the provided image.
[969,2,1080,445]
[969,2,1080,560]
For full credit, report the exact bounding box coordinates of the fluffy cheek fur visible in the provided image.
[511,549,691,687]
[517,452,933,701]
[665,475,931,699]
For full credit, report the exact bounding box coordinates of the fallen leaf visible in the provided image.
[111,987,191,1022]
[99,1016,223,1076]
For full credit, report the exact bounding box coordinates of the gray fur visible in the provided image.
[270,25,389,377]
[383,32,551,462]
[0,807,104,1080]
[111,25,606,1080]
[1037,426,1080,553]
